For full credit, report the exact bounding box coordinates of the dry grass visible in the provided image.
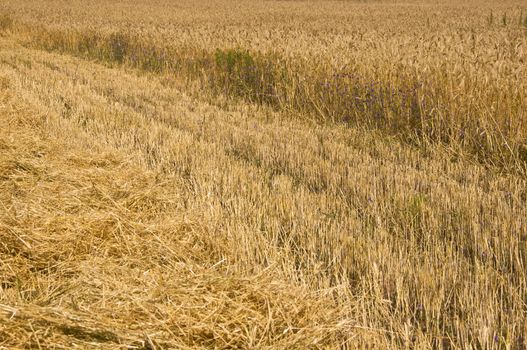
[0,0,526,348]
[0,76,352,348]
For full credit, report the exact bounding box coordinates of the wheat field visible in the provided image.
[0,0,526,349]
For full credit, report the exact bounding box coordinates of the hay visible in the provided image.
[0,90,352,348]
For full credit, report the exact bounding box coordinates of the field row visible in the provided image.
[1,35,526,347]
[1,0,526,168]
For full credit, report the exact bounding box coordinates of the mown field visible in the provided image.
[0,0,526,348]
